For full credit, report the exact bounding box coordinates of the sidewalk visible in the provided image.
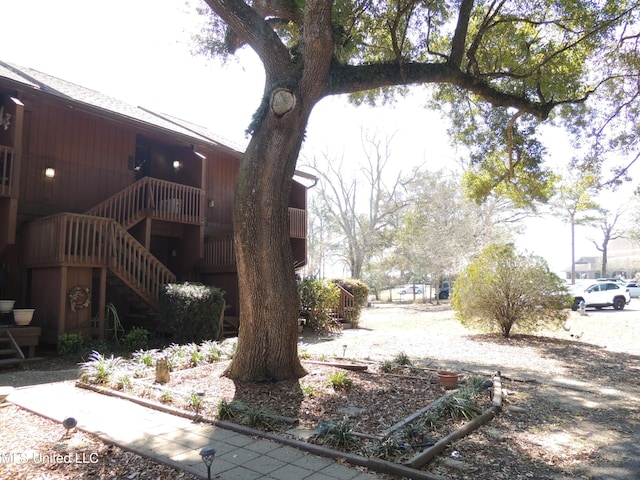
[8,381,381,480]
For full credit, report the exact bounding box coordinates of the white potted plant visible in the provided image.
[12,308,35,326]
[0,300,15,313]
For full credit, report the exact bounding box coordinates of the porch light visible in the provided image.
[172,160,182,170]
[45,167,56,178]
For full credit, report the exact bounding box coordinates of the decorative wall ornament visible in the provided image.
[69,286,91,312]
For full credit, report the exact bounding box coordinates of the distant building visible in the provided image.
[565,238,640,280]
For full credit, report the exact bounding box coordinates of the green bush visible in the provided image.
[160,282,226,343]
[452,244,571,337]
[298,277,340,331]
[58,333,83,357]
[124,327,150,351]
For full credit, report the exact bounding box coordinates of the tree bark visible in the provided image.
[216,0,334,382]
[224,96,311,381]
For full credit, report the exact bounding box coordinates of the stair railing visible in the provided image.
[86,177,203,229]
[22,213,175,308]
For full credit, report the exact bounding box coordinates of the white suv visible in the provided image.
[570,282,631,311]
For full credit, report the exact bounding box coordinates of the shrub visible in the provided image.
[298,277,340,331]
[160,282,226,343]
[124,327,150,351]
[58,333,83,357]
[451,244,571,338]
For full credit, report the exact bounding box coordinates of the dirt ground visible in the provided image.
[1,302,640,479]
[298,302,640,479]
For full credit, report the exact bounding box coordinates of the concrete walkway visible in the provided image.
[8,381,381,480]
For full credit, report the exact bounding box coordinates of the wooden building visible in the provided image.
[0,61,310,345]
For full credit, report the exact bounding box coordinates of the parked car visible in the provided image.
[570,282,631,310]
[399,286,423,295]
[624,282,640,298]
[596,278,627,285]
[437,281,452,300]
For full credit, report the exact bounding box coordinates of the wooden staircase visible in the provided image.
[0,330,25,367]
[22,213,176,312]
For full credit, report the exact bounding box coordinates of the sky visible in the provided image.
[3,0,631,275]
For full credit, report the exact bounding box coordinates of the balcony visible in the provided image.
[202,207,307,270]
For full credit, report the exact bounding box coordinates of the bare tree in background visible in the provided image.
[305,130,415,279]
[394,170,514,300]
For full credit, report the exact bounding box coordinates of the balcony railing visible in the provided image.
[0,146,14,197]
[202,207,307,268]
[86,177,203,228]
[289,207,306,239]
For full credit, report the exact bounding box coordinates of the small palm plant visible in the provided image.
[79,350,123,385]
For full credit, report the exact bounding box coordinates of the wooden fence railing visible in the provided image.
[22,213,175,307]
[86,177,203,228]
[0,145,15,197]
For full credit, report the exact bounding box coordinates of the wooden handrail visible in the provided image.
[0,145,15,197]
[22,213,175,307]
[86,177,203,228]
[336,284,355,321]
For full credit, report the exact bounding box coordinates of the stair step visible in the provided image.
[0,348,17,356]
[0,357,23,366]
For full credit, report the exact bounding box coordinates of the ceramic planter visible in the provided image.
[13,308,35,326]
[0,300,15,313]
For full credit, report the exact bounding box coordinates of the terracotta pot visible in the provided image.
[13,308,35,326]
[0,300,15,314]
[437,371,459,389]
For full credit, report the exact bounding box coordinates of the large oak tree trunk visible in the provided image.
[224,88,312,381]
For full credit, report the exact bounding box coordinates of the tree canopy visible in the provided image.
[195,0,640,381]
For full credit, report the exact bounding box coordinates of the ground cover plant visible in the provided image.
[2,303,639,479]
[76,338,495,467]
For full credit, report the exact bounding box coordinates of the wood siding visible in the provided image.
[19,97,134,216]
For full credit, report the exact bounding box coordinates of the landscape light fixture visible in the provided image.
[199,446,216,480]
[45,167,56,178]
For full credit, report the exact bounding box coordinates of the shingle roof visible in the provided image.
[0,60,246,154]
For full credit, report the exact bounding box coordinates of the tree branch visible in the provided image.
[326,62,557,120]
[203,0,292,79]
[449,0,475,68]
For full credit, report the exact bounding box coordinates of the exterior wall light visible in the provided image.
[45,167,56,178]
[172,160,182,169]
